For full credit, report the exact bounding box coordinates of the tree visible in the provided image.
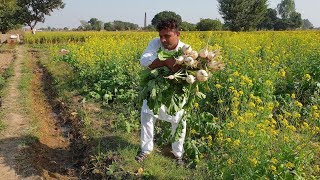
[104,21,139,31]
[16,0,65,33]
[258,8,278,30]
[88,18,103,31]
[218,0,268,31]
[274,11,302,30]
[114,21,138,30]
[151,11,182,28]
[104,22,115,31]
[142,24,156,31]
[288,11,302,29]
[274,18,290,30]
[79,20,91,31]
[274,0,303,30]
[302,19,313,29]
[0,0,20,33]
[180,21,196,31]
[277,0,295,19]
[196,19,222,31]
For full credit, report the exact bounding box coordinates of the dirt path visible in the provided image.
[0,46,39,179]
[0,46,80,179]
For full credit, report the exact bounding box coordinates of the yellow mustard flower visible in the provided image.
[226,138,232,143]
[249,157,258,167]
[218,99,224,104]
[285,162,295,170]
[233,139,241,146]
[227,158,234,165]
[294,100,303,108]
[279,69,286,77]
[265,80,272,86]
[226,122,235,129]
[271,158,278,164]
[215,84,222,89]
[270,165,277,172]
[303,73,311,81]
[194,102,199,109]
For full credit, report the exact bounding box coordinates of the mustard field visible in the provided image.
[25,31,320,179]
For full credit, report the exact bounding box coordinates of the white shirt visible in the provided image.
[140,38,186,68]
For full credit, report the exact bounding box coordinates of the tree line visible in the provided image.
[0,0,316,34]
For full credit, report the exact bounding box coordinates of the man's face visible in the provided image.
[159,28,180,50]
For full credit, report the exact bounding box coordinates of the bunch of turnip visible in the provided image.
[165,44,225,84]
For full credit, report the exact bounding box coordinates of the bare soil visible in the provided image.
[0,46,84,179]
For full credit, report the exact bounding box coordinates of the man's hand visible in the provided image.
[165,58,181,73]
[148,58,181,73]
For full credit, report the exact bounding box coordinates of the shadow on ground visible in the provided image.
[0,135,81,179]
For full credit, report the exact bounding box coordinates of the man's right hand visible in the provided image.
[148,58,181,73]
[164,58,181,73]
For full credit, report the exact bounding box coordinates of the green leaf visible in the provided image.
[157,47,183,61]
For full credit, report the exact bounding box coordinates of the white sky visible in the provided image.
[37,0,320,29]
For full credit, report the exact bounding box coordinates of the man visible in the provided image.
[136,18,186,165]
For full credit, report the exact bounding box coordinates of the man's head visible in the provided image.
[156,18,180,50]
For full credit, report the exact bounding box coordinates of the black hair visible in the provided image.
[156,18,179,32]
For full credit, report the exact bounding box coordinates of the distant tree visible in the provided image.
[277,0,295,19]
[79,20,91,31]
[222,23,230,31]
[288,11,302,29]
[77,25,84,31]
[274,0,303,30]
[180,21,196,31]
[218,0,268,31]
[104,22,115,31]
[196,18,222,31]
[104,21,139,31]
[114,21,138,30]
[258,8,278,30]
[302,19,313,29]
[63,27,69,31]
[142,24,156,31]
[88,18,103,31]
[274,11,302,30]
[151,11,182,28]
[16,0,65,33]
[274,18,290,30]
[0,0,20,33]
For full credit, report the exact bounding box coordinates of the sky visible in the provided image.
[37,0,320,29]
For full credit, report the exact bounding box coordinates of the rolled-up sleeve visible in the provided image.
[140,38,160,68]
